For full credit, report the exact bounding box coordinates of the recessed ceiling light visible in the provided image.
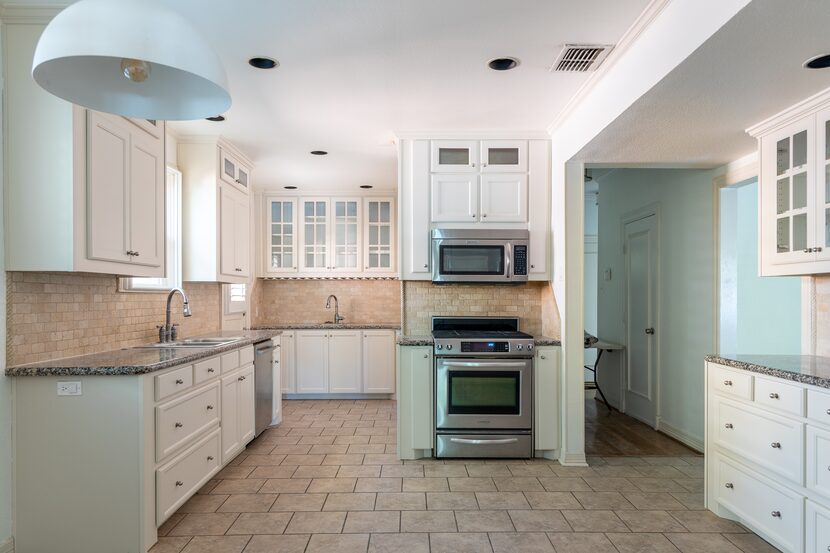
[310,150,328,156]
[284,185,297,190]
[488,57,519,71]
[205,115,225,122]
[249,57,279,69]
[804,54,830,69]
[360,185,373,189]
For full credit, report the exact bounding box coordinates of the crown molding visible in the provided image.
[394,130,551,141]
[0,3,66,24]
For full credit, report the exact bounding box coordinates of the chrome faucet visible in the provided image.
[159,288,192,343]
[325,294,344,324]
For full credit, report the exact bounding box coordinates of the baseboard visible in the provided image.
[0,536,14,553]
[283,393,394,400]
[558,450,589,467]
[656,419,704,453]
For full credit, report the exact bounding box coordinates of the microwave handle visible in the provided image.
[506,242,512,278]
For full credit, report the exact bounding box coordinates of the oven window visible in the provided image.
[447,371,520,415]
[439,245,504,275]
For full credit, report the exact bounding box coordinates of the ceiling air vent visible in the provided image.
[551,44,613,72]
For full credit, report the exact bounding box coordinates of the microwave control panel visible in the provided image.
[513,246,528,275]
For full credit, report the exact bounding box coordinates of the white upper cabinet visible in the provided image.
[431,140,479,172]
[264,198,298,274]
[431,174,479,222]
[300,198,330,271]
[364,198,395,271]
[332,199,361,272]
[480,140,527,173]
[220,148,252,193]
[179,138,253,284]
[479,174,528,223]
[750,88,830,275]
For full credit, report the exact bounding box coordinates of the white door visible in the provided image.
[237,365,256,445]
[280,331,296,394]
[219,186,238,277]
[234,195,250,277]
[300,199,330,271]
[479,174,528,223]
[331,198,361,271]
[295,331,328,393]
[220,373,240,463]
[86,111,130,264]
[127,130,164,267]
[431,174,478,223]
[624,214,658,427]
[362,331,395,393]
[480,140,527,173]
[430,140,479,172]
[328,330,362,393]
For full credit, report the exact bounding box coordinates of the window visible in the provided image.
[224,283,247,315]
[120,167,182,292]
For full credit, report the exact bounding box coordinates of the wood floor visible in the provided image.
[585,397,701,457]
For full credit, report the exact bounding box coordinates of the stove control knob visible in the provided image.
[517,344,523,351]
[436,344,443,350]
[446,344,453,350]
[527,343,534,351]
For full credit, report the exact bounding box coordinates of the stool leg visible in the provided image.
[594,349,612,411]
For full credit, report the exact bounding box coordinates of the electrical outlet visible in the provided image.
[57,381,82,396]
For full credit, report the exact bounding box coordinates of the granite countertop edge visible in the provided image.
[705,354,830,389]
[5,330,282,377]
[252,323,401,330]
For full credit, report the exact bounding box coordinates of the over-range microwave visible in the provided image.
[431,228,529,283]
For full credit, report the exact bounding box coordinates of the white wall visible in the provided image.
[596,168,720,448]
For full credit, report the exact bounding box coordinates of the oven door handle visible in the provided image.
[441,361,528,368]
[450,437,519,445]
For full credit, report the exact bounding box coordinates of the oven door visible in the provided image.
[432,239,511,283]
[435,358,532,430]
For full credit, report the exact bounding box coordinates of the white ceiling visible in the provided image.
[137,0,650,191]
[576,0,830,167]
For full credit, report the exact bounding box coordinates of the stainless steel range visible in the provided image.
[433,317,534,458]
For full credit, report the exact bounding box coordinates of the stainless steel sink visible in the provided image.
[135,337,243,349]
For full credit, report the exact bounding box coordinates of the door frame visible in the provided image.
[619,203,661,425]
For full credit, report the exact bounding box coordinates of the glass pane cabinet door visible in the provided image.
[818,110,830,259]
[430,140,479,172]
[365,199,394,271]
[302,200,329,270]
[770,124,813,261]
[481,140,527,172]
[332,199,360,270]
[268,199,295,271]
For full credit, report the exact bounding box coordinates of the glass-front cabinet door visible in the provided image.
[364,198,394,272]
[480,140,527,173]
[430,140,479,173]
[265,198,297,273]
[331,199,360,271]
[815,108,830,261]
[765,118,815,265]
[301,199,330,271]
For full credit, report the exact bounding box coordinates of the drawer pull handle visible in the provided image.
[724,423,733,429]
[771,442,781,449]
[206,405,214,410]
[207,456,215,461]
[175,379,184,384]
[826,408,830,416]
[725,483,733,489]
[768,392,779,399]
[723,380,732,386]
[208,368,215,373]
[238,376,246,381]
[175,422,183,428]
[175,481,183,487]
[771,511,781,518]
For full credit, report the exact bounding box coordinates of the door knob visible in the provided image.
[645,328,655,335]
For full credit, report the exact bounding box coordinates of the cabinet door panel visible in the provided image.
[266,199,298,273]
[407,140,432,277]
[364,198,395,272]
[430,140,479,172]
[480,174,528,223]
[295,331,328,393]
[481,140,527,172]
[329,331,362,393]
[129,132,164,267]
[332,199,360,271]
[220,373,240,463]
[280,332,296,393]
[237,365,256,445]
[219,187,238,277]
[362,331,395,393]
[431,174,478,222]
[87,112,130,264]
[234,195,250,277]
[300,199,330,271]
[528,140,550,276]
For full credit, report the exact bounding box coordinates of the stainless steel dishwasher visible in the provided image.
[254,339,276,437]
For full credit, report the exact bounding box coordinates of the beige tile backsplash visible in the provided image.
[7,272,222,366]
[402,281,557,337]
[252,279,402,327]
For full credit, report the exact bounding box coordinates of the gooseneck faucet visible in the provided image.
[159,288,192,342]
[325,294,344,324]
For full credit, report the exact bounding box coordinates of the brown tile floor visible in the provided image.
[152,399,781,553]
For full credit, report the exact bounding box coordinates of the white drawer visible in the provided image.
[156,427,221,524]
[806,499,830,553]
[714,397,804,484]
[155,365,193,401]
[156,382,220,461]
[193,357,220,385]
[239,346,254,366]
[716,455,803,553]
[807,389,830,427]
[221,350,240,373]
[807,425,830,500]
[711,364,753,400]
[755,376,805,417]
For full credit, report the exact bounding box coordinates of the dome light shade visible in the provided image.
[32,0,231,121]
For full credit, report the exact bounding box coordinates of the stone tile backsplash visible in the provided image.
[7,272,222,366]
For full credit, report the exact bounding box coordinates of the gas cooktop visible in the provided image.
[431,317,535,357]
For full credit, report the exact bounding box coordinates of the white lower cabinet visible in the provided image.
[706,361,830,553]
[329,330,363,393]
[534,347,559,453]
[363,330,396,393]
[295,330,329,393]
[397,346,434,459]
[221,364,255,464]
[156,428,221,522]
[280,331,296,393]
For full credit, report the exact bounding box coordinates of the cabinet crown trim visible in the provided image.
[747,85,830,137]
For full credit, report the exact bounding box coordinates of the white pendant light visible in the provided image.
[32,0,231,121]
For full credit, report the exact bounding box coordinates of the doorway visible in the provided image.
[623,213,658,428]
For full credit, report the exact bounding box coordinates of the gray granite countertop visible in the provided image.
[534,336,561,346]
[396,335,562,347]
[5,330,282,377]
[706,354,830,389]
[253,323,400,330]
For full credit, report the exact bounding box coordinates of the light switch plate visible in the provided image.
[57,381,82,396]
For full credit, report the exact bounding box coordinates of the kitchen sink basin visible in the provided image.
[135,337,243,349]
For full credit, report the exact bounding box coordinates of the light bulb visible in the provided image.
[121,58,151,83]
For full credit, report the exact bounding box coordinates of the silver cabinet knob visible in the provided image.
[175,379,184,384]
[207,456,214,461]
[207,368,215,373]
[540,355,547,359]
[482,214,487,218]
[771,442,781,449]
[175,422,183,428]
[769,393,779,399]
[238,375,246,381]
[805,248,813,253]
[472,214,476,218]
[424,264,428,268]
[723,380,733,386]
[826,408,830,415]
[423,354,428,358]
[725,483,733,489]
[175,481,183,487]
[206,405,214,410]
[816,247,824,252]
[724,423,733,429]
[771,511,781,518]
